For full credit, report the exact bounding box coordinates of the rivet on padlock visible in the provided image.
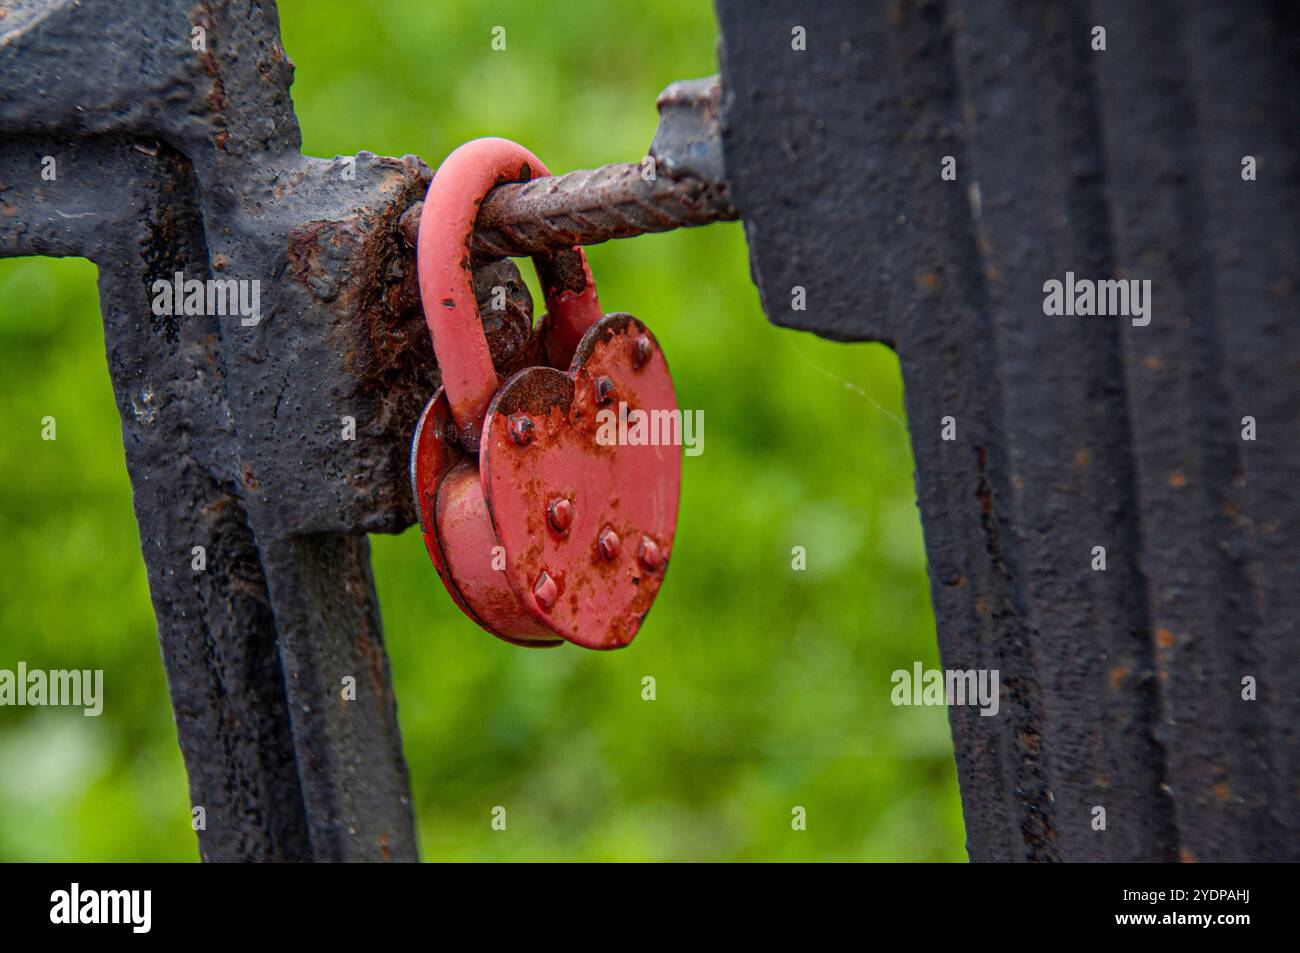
[409,138,682,650]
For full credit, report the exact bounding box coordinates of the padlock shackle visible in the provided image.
[417,138,602,448]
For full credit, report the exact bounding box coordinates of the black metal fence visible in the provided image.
[2,0,1295,861]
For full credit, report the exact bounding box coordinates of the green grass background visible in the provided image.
[0,0,964,861]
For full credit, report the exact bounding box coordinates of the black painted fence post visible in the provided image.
[716,0,1298,861]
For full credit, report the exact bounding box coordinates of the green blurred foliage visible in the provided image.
[0,0,964,861]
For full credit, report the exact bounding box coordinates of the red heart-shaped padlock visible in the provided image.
[410,138,681,650]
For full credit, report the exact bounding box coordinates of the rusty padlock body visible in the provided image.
[410,138,681,650]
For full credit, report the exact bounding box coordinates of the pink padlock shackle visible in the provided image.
[416,137,602,447]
